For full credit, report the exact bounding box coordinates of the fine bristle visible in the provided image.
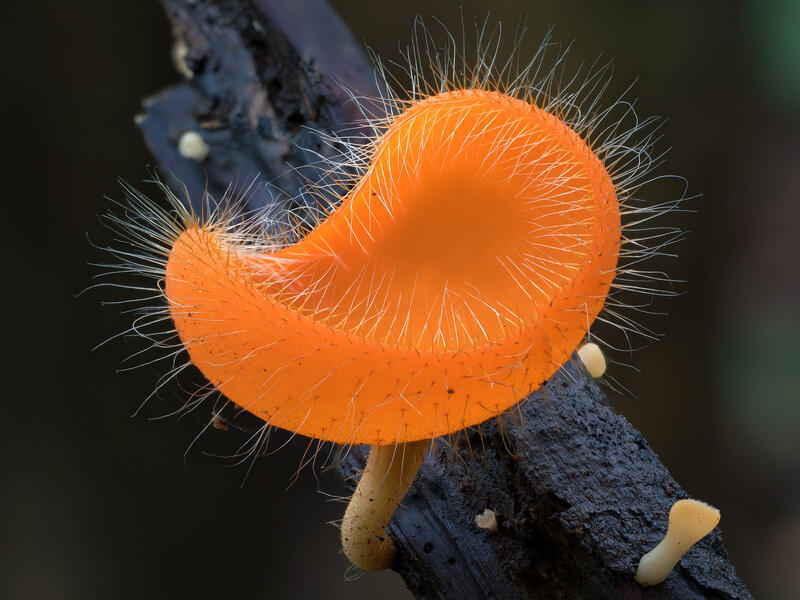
[96,18,686,462]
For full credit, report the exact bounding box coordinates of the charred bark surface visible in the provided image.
[341,359,750,599]
[137,1,753,598]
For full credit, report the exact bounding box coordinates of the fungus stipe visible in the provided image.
[635,499,721,585]
[99,19,684,574]
[341,440,429,570]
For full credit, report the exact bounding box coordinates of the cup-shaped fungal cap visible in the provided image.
[635,499,721,586]
[165,89,622,445]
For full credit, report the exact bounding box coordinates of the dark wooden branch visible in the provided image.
[137,0,375,216]
[136,1,753,598]
[342,362,751,599]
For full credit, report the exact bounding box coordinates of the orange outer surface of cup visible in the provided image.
[164,89,621,446]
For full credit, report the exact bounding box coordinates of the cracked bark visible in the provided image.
[136,1,753,598]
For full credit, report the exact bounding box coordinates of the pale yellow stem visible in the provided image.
[341,440,429,570]
[635,499,720,585]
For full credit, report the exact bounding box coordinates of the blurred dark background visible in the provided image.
[2,1,798,598]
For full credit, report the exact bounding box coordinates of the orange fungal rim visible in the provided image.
[98,19,685,454]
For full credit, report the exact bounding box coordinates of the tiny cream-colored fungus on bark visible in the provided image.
[177,131,209,161]
[341,441,429,571]
[578,342,607,378]
[475,509,499,532]
[635,499,721,585]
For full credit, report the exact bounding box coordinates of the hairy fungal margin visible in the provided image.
[99,20,682,451]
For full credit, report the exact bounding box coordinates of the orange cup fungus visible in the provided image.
[164,89,621,447]
[101,21,680,574]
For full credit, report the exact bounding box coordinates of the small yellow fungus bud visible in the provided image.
[635,499,721,586]
[475,509,498,532]
[171,38,193,79]
[577,342,606,378]
[177,131,209,161]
